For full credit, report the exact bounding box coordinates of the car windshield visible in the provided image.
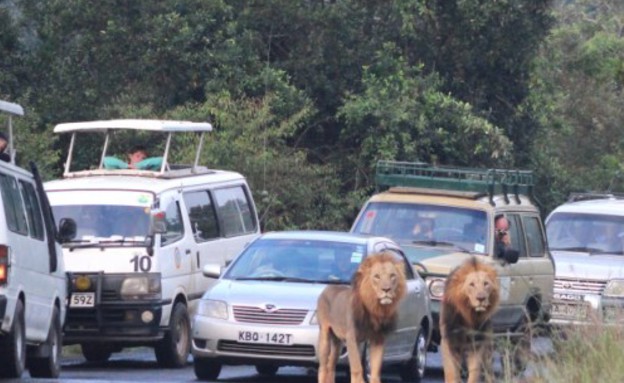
[224,238,367,284]
[52,204,150,244]
[352,202,488,254]
[547,212,624,254]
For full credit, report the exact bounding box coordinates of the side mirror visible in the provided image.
[57,218,77,243]
[503,248,520,264]
[149,210,167,234]
[202,263,222,279]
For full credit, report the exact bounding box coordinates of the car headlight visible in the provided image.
[427,278,446,300]
[604,280,624,297]
[197,299,228,320]
[120,276,161,300]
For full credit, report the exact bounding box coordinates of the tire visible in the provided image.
[194,357,222,380]
[28,306,62,378]
[155,302,191,368]
[399,328,427,382]
[255,364,279,376]
[81,343,113,363]
[0,300,26,378]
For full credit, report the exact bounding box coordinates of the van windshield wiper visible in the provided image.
[65,237,146,249]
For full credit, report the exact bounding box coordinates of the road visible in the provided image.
[9,338,551,382]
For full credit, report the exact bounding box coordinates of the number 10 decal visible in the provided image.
[130,255,152,272]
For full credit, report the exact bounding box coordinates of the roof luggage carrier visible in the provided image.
[54,119,213,179]
[375,160,535,205]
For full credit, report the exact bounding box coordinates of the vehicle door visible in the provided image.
[0,172,50,341]
[520,213,554,311]
[157,190,195,323]
[181,183,259,313]
[492,212,530,330]
[375,243,420,360]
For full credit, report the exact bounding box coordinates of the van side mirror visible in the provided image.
[57,218,77,243]
[149,210,167,234]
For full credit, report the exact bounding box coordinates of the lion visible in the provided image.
[316,251,407,383]
[440,257,500,383]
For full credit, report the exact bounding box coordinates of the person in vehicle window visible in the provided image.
[126,145,148,168]
[103,145,162,170]
[328,249,360,281]
[494,214,519,262]
[0,132,10,162]
[412,218,434,241]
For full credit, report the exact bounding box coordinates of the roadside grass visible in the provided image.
[530,321,624,383]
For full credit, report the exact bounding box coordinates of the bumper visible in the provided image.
[64,300,165,344]
[192,315,329,367]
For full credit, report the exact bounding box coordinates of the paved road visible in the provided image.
[8,338,551,382]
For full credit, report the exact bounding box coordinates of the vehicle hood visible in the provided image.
[202,279,329,309]
[402,245,466,264]
[552,250,624,280]
[416,252,480,276]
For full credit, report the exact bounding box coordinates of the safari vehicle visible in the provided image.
[546,193,624,325]
[0,100,74,378]
[44,119,260,367]
[351,160,555,349]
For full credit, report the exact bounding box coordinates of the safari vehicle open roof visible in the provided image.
[375,160,535,206]
[0,99,25,165]
[54,119,213,179]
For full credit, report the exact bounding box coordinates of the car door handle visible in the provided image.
[185,249,191,255]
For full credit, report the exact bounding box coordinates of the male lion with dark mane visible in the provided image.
[316,252,406,383]
[440,257,500,383]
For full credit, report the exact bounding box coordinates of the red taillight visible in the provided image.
[0,245,8,285]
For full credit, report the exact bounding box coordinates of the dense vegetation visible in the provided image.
[1,0,622,230]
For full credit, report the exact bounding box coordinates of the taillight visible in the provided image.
[0,245,8,285]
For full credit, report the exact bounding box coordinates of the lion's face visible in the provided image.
[461,269,497,313]
[357,253,407,307]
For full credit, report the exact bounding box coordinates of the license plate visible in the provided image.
[552,302,588,320]
[70,292,95,308]
[238,330,293,345]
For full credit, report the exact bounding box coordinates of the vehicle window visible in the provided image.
[51,205,150,239]
[161,201,184,246]
[183,190,219,242]
[547,212,624,253]
[507,214,527,258]
[523,216,545,257]
[19,180,45,240]
[352,202,488,253]
[213,186,257,237]
[225,239,366,283]
[0,173,28,235]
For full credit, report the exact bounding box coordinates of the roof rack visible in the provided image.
[0,99,24,165]
[375,160,534,205]
[567,192,624,203]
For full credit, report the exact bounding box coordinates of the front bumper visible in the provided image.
[64,272,166,344]
[192,315,326,367]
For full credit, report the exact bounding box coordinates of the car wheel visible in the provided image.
[255,364,279,376]
[28,306,62,378]
[399,328,427,382]
[0,300,26,378]
[194,357,222,380]
[155,302,190,368]
[81,343,113,362]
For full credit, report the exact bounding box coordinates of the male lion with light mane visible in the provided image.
[440,257,500,383]
[316,252,406,383]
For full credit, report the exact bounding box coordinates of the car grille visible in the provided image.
[217,340,315,357]
[554,278,607,294]
[233,305,308,325]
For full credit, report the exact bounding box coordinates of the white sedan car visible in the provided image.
[192,230,432,382]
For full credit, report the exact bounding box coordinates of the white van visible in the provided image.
[44,119,261,367]
[0,100,72,378]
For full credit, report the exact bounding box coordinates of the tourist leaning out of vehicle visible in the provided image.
[494,214,519,262]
